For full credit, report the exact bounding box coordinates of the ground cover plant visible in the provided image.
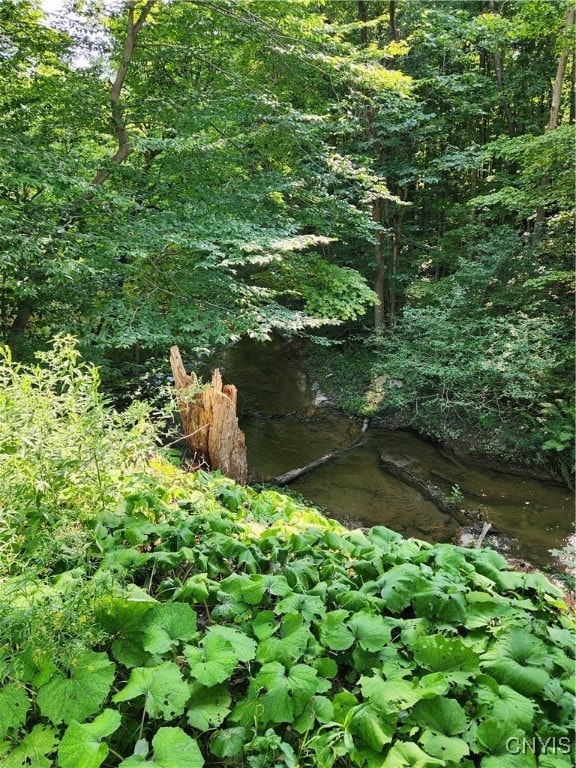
[0,341,574,768]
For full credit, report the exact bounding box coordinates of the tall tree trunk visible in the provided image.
[547,6,575,131]
[488,0,516,137]
[357,1,369,45]
[534,5,575,241]
[373,197,386,330]
[389,1,398,41]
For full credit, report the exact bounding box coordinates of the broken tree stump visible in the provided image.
[170,346,247,485]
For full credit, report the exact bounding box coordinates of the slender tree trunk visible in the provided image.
[389,1,398,41]
[570,49,576,124]
[488,1,515,137]
[373,197,386,330]
[547,6,575,131]
[357,1,369,45]
[534,5,575,241]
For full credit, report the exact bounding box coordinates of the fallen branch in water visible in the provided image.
[266,440,364,486]
[380,452,471,526]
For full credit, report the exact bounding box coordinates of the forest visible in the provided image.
[0,1,574,767]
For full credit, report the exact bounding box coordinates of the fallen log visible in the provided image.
[380,452,471,526]
[170,346,247,485]
[267,441,364,486]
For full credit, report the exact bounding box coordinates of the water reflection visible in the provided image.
[214,339,575,569]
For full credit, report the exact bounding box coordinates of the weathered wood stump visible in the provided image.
[170,346,247,485]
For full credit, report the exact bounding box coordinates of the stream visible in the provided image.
[210,338,574,571]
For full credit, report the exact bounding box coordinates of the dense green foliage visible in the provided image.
[0,0,573,470]
[1,342,574,768]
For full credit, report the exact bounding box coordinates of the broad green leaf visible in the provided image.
[185,635,239,686]
[349,612,393,652]
[314,656,338,679]
[482,630,551,695]
[58,709,121,768]
[256,614,312,666]
[96,593,157,668]
[412,586,467,624]
[113,662,189,720]
[142,603,197,655]
[274,591,326,621]
[412,697,467,735]
[348,704,395,751]
[12,647,57,688]
[419,731,469,763]
[255,662,319,724]
[186,682,231,731]
[380,564,427,613]
[481,753,537,768]
[481,658,549,697]
[1,724,58,768]
[218,573,266,605]
[118,727,204,768]
[382,740,444,767]
[0,683,29,739]
[209,727,247,759]
[293,696,334,733]
[411,634,479,683]
[476,684,536,730]
[204,625,256,662]
[360,675,425,713]
[251,611,277,640]
[319,609,355,650]
[37,652,115,725]
[475,719,526,756]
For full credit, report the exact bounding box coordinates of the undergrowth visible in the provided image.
[0,339,574,768]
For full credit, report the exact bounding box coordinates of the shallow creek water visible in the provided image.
[209,338,574,570]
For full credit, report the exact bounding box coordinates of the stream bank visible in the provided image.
[209,337,574,573]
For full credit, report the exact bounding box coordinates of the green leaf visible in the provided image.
[411,634,479,683]
[96,593,157,668]
[476,684,536,730]
[475,719,525,756]
[118,727,204,768]
[251,611,277,640]
[204,625,256,662]
[37,652,115,725]
[58,709,121,768]
[482,630,551,695]
[256,613,312,666]
[419,731,469,763]
[0,683,30,739]
[113,662,189,720]
[319,609,355,650]
[218,573,266,605]
[349,612,393,652]
[293,696,334,733]
[360,675,426,713]
[185,635,240,686]
[255,662,320,724]
[186,682,231,731]
[274,591,326,621]
[209,727,247,759]
[412,585,467,623]
[142,603,197,655]
[348,704,395,751]
[1,725,58,768]
[380,564,427,613]
[412,697,467,735]
[382,741,444,767]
